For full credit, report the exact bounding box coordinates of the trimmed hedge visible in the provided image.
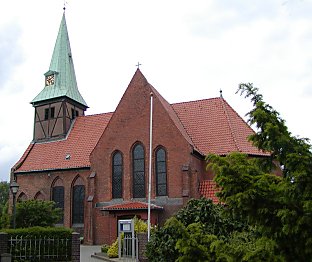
[2,227,74,261]
[3,226,73,238]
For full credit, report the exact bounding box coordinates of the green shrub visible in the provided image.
[107,238,119,258]
[3,226,73,238]
[134,216,148,233]
[15,200,62,228]
[101,244,109,253]
[146,217,185,262]
[0,201,10,229]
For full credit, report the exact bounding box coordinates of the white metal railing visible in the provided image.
[9,235,71,261]
[122,234,138,261]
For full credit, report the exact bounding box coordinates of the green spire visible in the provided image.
[32,12,88,107]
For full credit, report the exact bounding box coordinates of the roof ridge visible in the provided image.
[12,143,35,172]
[84,112,114,118]
[149,84,198,152]
[171,103,199,152]
[171,97,220,106]
[220,98,241,152]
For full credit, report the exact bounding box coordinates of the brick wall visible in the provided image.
[88,71,213,244]
[71,232,80,262]
[138,233,148,262]
[0,232,8,256]
[13,70,211,246]
[14,169,91,241]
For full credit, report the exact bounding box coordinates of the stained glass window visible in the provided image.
[156,148,167,196]
[133,144,145,198]
[112,151,123,198]
[52,186,64,224]
[72,185,85,224]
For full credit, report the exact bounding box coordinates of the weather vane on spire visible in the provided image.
[63,0,68,11]
[136,62,142,69]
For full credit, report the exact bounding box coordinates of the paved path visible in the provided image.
[80,245,135,262]
[80,245,103,261]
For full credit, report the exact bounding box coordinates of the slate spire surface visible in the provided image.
[31,12,88,107]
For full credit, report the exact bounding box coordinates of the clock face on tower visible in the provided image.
[45,74,55,86]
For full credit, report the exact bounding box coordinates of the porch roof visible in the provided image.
[101,201,163,212]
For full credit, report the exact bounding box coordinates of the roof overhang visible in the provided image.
[14,166,91,175]
[101,201,163,212]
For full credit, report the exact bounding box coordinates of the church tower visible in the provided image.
[31,11,88,142]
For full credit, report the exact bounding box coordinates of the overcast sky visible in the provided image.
[0,0,311,181]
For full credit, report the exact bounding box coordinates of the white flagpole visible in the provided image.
[147,92,153,241]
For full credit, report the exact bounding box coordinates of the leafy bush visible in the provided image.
[176,198,247,237]
[0,201,10,229]
[101,244,109,253]
[15,200,62,228]
[0,182,9,209]
[107,238,119,258]
[146,198,249,261]
[212,231,282,261]
[3,226,73,238]
[176,223,218,262]
[146,217,185,262]
[133,216,148,233]
[0,182,9,229]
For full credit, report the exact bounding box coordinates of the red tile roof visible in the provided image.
[149,84,196,150]
[101,201,163,211]
[14,71,267,174]
[14,113,113,173]
[172,98,268,156]
[199,180,220,204]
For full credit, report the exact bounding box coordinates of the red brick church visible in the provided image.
[11,12,267,245]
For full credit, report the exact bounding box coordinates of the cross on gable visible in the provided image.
[136,62,142,69]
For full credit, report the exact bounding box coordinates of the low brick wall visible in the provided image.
[0,232,8,255]
[0,232,11,262]
[138,233,148,262]
[71,232,80,262]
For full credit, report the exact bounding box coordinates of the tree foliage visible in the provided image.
[0,182,9,208]
[175,198,246,237]
[146,217,185,262]
[175,223,218,262]
[147,83,312,261]
[15,200,62,228]
[207,83,312,260]
[0,201,10,229]
[212,231,282,262]
[0,182,10,229]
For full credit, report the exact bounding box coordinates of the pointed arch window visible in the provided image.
[52,178,64,224]
[133,143,145,198]
[52,186,64,224]
[17,192,27,202]
[112,151,123,199]
[72,177,85,224]
[156,147,167,196]
[34,191,45,200]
